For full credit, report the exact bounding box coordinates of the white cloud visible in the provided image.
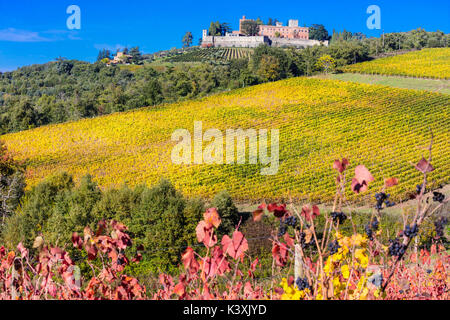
[0,28,82,42]
[94,43,127,52]
[0,28,52,42]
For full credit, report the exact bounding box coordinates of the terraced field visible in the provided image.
[166,48,253,63]
[2,78,449,203]
[343,48,450,79]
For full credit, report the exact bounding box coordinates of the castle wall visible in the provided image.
[202,36,269,48]
[202,35,329,48]
[269,38,328,48]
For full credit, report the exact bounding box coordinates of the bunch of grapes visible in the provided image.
[365,224,374,241]
[416,184,424,194]
[432,192,445,203]
[403,223,419,238]
[375,193,395,210]
[371,217,379,231]
[388,238,407,257]
[328,240,340,255]
[330,211,347,224]
[278,215,298,237]
[434,217,448,238]
[365,217,379,241]
[284,216,298,227]
[295,277,311,291]
[298,232,307,248]
[278,224,287,237]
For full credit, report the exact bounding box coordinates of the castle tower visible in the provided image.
[288,19,299,27]
[202,29,208,39]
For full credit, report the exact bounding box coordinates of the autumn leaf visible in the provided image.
[415,157,435,173]
[304,227,314,244]
[385,177,399,188]
[181,247,199,274]
[301,205,320,221]
[252,208,264,222]
[267,203,287,218]
[272,243,289,267]
[333,158,349,173]
[17,242,28,258]
[71,232,83,249]
[284,233,295,248]
[33,236,44,249]
[221,231,248,260]
[352,165,374,193]
[195,221,217,247]
[204,208,221,228]
[173,282,185,297]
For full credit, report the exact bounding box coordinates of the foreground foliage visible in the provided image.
[0,153,448,300]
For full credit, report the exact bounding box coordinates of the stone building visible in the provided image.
[202,15,327,48]
[259,19,309,39]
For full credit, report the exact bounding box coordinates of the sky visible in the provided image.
[0,0,449,71]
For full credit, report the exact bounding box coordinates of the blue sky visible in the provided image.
[0,0,449,71]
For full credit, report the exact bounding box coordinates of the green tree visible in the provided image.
[209,21,221,36]
[130,179,187,269]
[97,49,112,62]
[2,172,74,248]
[46,174,102,246]
[211,190,240,237]
[182,31,193,47]
[129,47,143,64]
[141,79,163,106]
[241,20,260,36]
[309,24,330,41]
[220,23,232,36]
[12,98,38,131]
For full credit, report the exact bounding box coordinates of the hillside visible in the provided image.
[2,77,449,203]
[342,48,450,79]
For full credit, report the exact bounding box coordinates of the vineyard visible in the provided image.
[342,48,450,79]
[166,47,254,63]
[1,77,449,203]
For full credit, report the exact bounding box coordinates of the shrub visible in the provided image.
[211,190,240,236]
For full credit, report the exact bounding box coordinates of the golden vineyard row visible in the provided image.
[343,48,450,79]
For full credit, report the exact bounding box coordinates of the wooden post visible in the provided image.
[294,244,303,287]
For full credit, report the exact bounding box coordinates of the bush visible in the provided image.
[211,190,240,236]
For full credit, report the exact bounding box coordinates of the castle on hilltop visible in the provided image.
[202,15,328,48]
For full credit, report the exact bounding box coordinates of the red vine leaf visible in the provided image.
[415,157,435,173]
[221,231,248,260]
[272,243,289,267]
[181,247,199,274]
[204,208,221,229]
[267,203,287,218]
[352,165,374,193]
[195,221,217,247]
[384,177,399,188]
[252,208,264,222]
[301,205,320,221]
[333,158,349,173]
[71,232,83,249]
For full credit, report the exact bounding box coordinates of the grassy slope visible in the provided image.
[2,77,449,204]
